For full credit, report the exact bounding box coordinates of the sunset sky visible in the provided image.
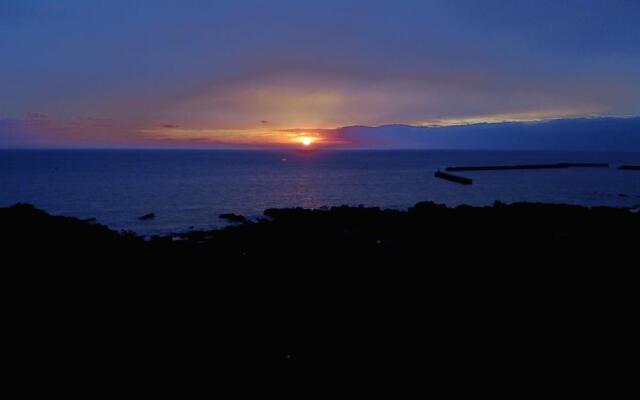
[1,0,639,148]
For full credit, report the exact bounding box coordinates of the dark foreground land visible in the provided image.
[2,202,639,393]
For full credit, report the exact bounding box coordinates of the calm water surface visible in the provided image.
[1,150,639,234]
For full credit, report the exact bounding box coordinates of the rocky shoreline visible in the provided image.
[3,200,639,259]
[2,201,638,376]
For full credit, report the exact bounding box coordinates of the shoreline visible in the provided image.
[36,197,640,237]
[4,200,639,244]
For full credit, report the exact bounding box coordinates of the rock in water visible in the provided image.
[219,213,247,223]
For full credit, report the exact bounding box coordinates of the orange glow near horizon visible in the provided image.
[301,136,313,146]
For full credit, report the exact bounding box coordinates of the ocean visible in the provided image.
[1,149,639,235]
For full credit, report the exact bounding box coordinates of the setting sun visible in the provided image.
[301,137,313,146]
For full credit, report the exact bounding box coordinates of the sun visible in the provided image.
[301,137,313,146]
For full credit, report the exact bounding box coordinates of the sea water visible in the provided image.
[1,149,639,235]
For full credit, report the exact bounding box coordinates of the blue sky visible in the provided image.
[1,0,639,147]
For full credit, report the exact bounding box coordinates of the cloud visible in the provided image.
[23,112,51,128]
[0,114,131,148]
[130,116,640,150]
[155,64,631,138]
[0,118,38,147]
[324,117,640,151]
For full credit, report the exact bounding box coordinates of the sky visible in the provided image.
[1,0,639,148]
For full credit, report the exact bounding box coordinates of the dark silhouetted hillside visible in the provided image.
[2,202,638,390]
